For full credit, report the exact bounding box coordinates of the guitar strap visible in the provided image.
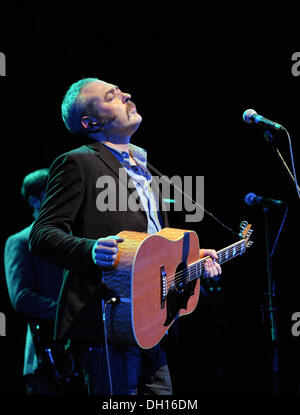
[182,231,190,263]
[147,161,240,237]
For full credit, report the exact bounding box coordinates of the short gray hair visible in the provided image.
[61,77,100,137]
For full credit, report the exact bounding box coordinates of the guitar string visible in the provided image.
[168,242,244,283]
[171,244,246,285]
[184,243,245,283]
[164,242,246,286]
[117,242,245,286]
[116,245,240,288]
[117,240,246,287]
[167,250,240,286]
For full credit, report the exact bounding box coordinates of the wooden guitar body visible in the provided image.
[102,228,200,349]
[102,222,253,349]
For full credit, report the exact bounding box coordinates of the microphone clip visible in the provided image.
[264,130,275,143]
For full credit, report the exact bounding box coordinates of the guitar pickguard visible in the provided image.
[164,276,197,326]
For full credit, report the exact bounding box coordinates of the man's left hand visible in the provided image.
[200,249,222,278]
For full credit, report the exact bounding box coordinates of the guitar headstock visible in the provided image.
[239,221,254,249]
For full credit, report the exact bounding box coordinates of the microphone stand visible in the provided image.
[261,205,279,395]
[259,129,292,394]
[262,128,299,393]
[246,125,294,394]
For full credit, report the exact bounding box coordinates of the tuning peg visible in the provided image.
[240,220,248,229]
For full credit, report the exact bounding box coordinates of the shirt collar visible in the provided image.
[102,142,148,171]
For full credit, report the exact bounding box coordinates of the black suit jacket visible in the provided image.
[4,224,63,374]
[29,141,167,341]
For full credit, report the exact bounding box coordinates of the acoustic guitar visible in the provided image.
[102,222,253,349]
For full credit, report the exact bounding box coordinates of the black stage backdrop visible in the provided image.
[0,6,299,404]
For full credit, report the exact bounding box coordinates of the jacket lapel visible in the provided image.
[87,141,122,177]
[87,141,137,197]
[86,140,168,227]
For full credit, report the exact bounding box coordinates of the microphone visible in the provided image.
[243,109,284,131]
[244,192,285,207]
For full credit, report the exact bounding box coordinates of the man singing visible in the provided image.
[29,78,221,395]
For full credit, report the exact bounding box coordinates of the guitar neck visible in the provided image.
[189,239,246,281]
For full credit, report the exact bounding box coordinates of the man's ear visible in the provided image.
[81,116,102,132]
[28,195,41,210]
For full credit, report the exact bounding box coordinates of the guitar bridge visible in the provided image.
[160,266,167,309]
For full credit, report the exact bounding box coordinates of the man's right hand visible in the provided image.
[92,236,124,268]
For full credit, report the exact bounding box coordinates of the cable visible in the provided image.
[271,205,289,258]
[282,127,300,199]
[265,128,300,199]
[102,299,114,395]
[147,161,240,237]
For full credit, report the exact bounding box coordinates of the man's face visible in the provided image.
[80,80,142,137]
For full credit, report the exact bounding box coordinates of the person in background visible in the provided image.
[4,168,65,395]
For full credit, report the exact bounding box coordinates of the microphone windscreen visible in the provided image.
[243,109,257,124]
[244,192,256,206]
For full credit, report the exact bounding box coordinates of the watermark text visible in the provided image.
[291,52,300,77]
[0,312,6,336]
[291,312,300,336]
[0,52,6,76]
[95,169,204,223]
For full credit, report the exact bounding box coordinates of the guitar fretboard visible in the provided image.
[188,239,246,281]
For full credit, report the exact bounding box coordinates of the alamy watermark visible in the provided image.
[291,52,300,77]
[291,312,300,337]
[0,52,6,76]
[95,169,204,223]
[0,312,6,336]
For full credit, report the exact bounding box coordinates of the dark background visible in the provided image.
[0,6,299,400]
